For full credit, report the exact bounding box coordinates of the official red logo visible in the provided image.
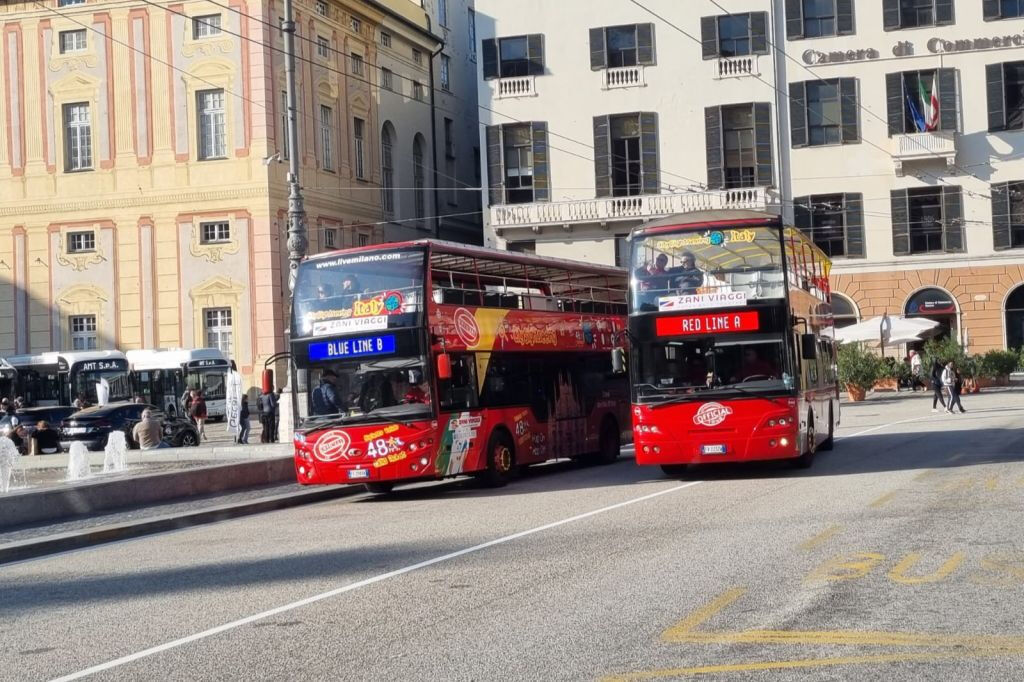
[693,402,733,427]
[313,429,352,462]
[453,307,480,347]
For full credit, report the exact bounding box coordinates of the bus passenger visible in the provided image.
[311,369,340,416]
[737,348,777,381]
[671,252,704,295]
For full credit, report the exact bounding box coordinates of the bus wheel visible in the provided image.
[661,465,690,478]
[794,413,815,469]
[592,419,621,465]
[819,405,835,452]
[480,431,515,488]
[364,482,394,495]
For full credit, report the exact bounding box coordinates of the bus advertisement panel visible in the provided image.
[626,211,838,473]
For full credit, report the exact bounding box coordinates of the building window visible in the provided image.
[883,0,954,30]
[503,124,534,204]
[468,8,477,62]
[987,0,1024,20]
[891,186,964,255]
[324,228,336,249]
[380,31,391,47]
[59,29,87,54]
[793,193,865,258]
[200,221,230,244]
[350,17,361,33]
[381,67,394,91]
[316,35,330,59]
[444,118,455,159]
[67,231,96,253]
[413,136,426,220]
[412,81,425,101]
[790,78,858,147]
[987,61,1024,131]
[204,308,233,355]
[590,24,655,69]
[704,103,774,190]
[440,54,451,90]
[610,115,642,197]
[413,49,422,65]
[991,181,1024,250]
[58,0,85,6]
[63,102,92,172]
[357,233,369,247]
[887,69,956,134]
[353,117,366,179]
[444,118,456,206]
[723,106,755,188]
[315,0,328,17]
[280,90,289,160]
[350,52,364,76]
[320,105,334,171]
[482,35,545,79]
[197,89,226,160]
[700,13,769,59]
[439,0,448,27]
[70,315,98,351]
[786,0,855,39]
[381,124,395,219]
[508,240,537,255]
[486,122,549,206]
[593,113,657,198]
[831,294,860,329]
[192,14,222,39]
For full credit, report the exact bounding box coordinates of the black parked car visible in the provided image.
[0,406,77,438]
[59,402,201,452]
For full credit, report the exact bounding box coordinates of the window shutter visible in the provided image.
[589,28,607,70]
[639,112,659,195]
[593,115,611,198]
[987,63,1007,132]
[840,78,859,143]
[937,68,957,132]
[753,102,773,187]
[704,106,724,190]
[750,12,769,55]
[891,189,910,256]
[793,195,812,230]
[700,16,718,60]
[844,193,865,258]
[784,0,804,40]
[935,0,954,25]
[983,0,1001,21]
[836,0,855,35]
[992,182,1012,251]
[942,186,964,252]
[637,23,655,65]
[527,34,544,76]
[789,82,807,148]
[886,72,904,136]
[486,125,504,206]
[482,39,498,79]
[531,122,550,203]
[882,0,900,30]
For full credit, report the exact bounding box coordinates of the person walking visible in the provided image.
[131,409,165,450]
[181,388,194,416]
[909,350,923,391]
[941,362,957,414]
[189,390,208,441]
[930,359,947,412]
[949,364,967,414]
[258,388,277,444]
[236,396,251,444]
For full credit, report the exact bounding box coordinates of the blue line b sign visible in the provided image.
[308,334,397,361]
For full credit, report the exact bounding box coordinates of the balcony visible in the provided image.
[891,131,958,176]
[489,187,775,232]
[603,65,646,90]
[494,75,537,99]
[713,55,760,80]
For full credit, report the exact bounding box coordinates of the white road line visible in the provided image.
[50,480,703,682]
[835,407,1021,442]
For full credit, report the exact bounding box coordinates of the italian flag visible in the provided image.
[919,75,939,131]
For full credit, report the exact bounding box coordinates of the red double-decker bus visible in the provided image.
[290,240,629,491]
[624,210,838,474]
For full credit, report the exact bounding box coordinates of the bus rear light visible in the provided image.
[642,446,650,454]
[297,449,312,461]
[420,457,429,466]
[780,437,790,447]
[298,466,306,475]
[347,448,361,457]
[653,446,661,454]
[769,440,777,447]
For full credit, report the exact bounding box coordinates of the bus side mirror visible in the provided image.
[801,334,817,360]
[611,347,627,375]
[436,353,452,381]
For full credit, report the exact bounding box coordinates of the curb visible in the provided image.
[0,485,362,565]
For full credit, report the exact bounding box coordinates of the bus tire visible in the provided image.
[794,412,816,469]
[592,418,621,465]
[364,482,394,495]
[819,405,835,452]
[480,430,515,488]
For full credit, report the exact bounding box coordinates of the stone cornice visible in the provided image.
[0,185,270,219]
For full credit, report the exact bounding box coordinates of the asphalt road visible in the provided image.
[3,388,1024,681]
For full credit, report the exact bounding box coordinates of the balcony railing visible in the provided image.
[603,65,646,90]
[891,130,957,175]
[490,187,774,230]
[494,75,537,99]
[713,55,760,79]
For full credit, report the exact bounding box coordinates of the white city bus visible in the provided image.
[8,350,132,406]
[126,348,232,419]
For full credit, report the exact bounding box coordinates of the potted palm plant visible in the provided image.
[838,343,881,402]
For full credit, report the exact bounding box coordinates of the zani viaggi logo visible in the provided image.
[313,429,352,462]
[693,402,733,427]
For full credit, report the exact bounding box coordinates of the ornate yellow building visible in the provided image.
[0,0,443,379]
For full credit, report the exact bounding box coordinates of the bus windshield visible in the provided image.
[631,225,785,312]
[635,336,792,403]
[187,370,226,401]
[74,369,132,404]
[305,355,432,426]
[293,249,425,339]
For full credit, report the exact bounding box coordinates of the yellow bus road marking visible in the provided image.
[602,649,1024,681]
[660,587,746,640]
[798,524,843,551]
[868,491,899,508]
[913,469,936,481]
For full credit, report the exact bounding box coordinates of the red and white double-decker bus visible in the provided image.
[290,240,629,491]
[625,210,838,474]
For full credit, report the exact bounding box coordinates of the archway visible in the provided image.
[904,286,958,344]
[1005,284,1024,350]
[831,293,859,329]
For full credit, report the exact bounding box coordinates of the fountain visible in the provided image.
[0,438,19,493]
[103,431,128,473]
[66,442,92,481]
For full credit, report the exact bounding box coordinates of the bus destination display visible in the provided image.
[655,311,760,337]
[308,334,397,361]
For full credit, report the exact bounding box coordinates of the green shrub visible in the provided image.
[977,349,1020,379]
[838,343,883,391]
[922,336,968,378]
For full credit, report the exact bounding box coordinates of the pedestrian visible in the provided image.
[258,387,277,443]
[930,359,947,412]
[236,396,251,445]
[941,362,957,414]
[189,390,208,441]
[6,424,27,455]
[29,421,60,455]
[72,393,89,410]
[950,364,967,414]
[274,388,283,442]
[181,387,194,415]
[909,350,923,391]
[4,400,18,428]
[133,395,145,404]
[131,409,165,450]
[13,396,24,410]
